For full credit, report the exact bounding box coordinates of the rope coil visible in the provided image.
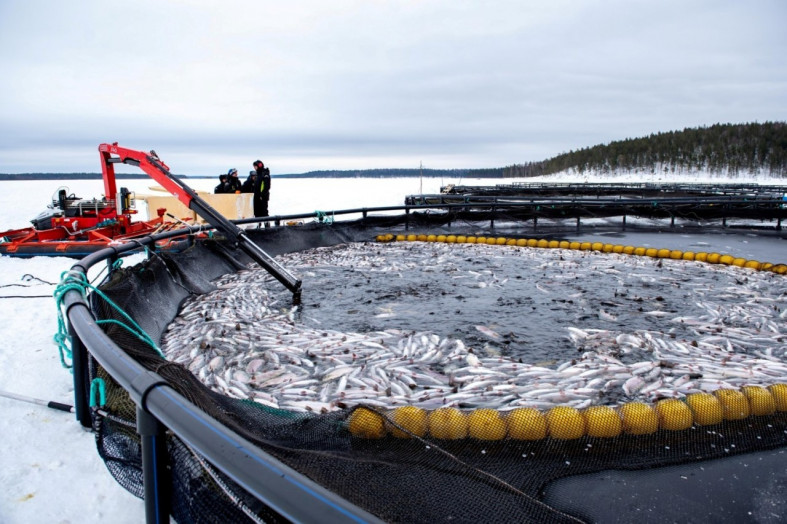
[53,269,164,373]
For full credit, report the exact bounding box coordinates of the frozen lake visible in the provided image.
[2,175,785,262]
[0,174,785,523]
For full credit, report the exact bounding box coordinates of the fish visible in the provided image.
[475,325,502,342]
[159,239,787,414]
[598,309,617,321]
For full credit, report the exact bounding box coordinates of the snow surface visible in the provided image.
[0,173,784,523]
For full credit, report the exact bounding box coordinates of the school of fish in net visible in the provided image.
[161,241,787,414]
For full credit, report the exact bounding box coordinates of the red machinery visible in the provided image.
[1,143,300,300]
[0,144,195,258]
[96,143,301,300]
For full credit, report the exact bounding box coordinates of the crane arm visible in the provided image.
[98,143,302,302]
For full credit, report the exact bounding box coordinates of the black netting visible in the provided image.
[82,218,787,523]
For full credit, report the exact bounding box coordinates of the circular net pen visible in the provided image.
[61,208,787,524]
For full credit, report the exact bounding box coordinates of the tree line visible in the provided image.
[485,121,786,179]
[3,122,784,180]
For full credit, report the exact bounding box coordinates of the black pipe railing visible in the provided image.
[63,256,384,524]
[445,182,787,198]
[63,200,787,522]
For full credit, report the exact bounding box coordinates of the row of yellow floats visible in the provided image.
[356,232,787,439]
[374,233,787,274]
[349,384,787,440]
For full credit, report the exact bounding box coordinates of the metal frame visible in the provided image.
[64,229,384,523]
[63,199,787,522]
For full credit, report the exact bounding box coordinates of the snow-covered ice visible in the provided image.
[0,172,784,523]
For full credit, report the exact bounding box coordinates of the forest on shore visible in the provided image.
[2,122,785,180]
[486,121,787,179]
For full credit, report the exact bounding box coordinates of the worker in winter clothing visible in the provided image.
[214,174,231,194]
[241,170,256,193]
[227,168,242,193]
[252,160,271,217]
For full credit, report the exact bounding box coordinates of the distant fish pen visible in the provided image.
[408,182,787,230]
[59,185,787,523]
[438,181,787,198]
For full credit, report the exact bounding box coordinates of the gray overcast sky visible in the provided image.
[1,0,785,175]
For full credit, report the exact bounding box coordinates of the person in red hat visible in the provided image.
[252,160,271,217]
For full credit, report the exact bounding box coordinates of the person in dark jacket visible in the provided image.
[227,168,242,193]
[214,174,231,194]
[252,160,271,217]
[241,170,256,193]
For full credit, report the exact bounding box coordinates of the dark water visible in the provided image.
[571,226,787,264]
[268,238,786,366]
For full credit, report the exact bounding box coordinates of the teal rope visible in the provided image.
[53,270,164,373]
[90,377,106,408]
[315,210,334,224]
[53,270,87,370]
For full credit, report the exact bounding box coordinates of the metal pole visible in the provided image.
[137,406,171,524]
[69,322,92,427]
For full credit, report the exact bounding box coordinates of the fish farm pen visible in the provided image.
[58,187,787,523]
[437,182,787,198]
[406,183,787,230]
